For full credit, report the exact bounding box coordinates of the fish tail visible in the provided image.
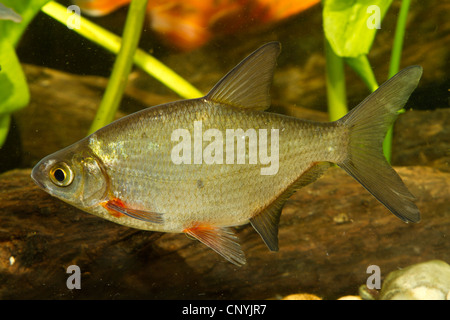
[335,66,423,223]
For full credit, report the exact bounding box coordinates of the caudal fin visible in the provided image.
[336,66,423,223]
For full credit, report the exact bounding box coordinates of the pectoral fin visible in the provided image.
[102,198,164,224]
[183,224,246,266]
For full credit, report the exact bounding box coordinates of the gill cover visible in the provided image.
[77,155,109,207]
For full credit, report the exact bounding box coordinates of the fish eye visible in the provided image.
[49,162,74,187]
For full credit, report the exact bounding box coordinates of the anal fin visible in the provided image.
[250,162,330,251]
[102,198,164,224]
[183,224,246,266]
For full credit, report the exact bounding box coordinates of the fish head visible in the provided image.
[31,140,108,209]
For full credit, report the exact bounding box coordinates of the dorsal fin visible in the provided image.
[205,42,281,111]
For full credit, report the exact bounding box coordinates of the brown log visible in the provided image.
[392,108,450,173]
[1,166,448,299]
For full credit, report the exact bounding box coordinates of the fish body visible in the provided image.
[32,42,422,265]
[62,100,343,232]
[0,3,22,23]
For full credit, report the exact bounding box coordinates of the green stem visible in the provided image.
[325,38,347,121]
[388,0,411,78]
[88,0,148,133]
[384,0,411,162]
[41,1,202,101]
[345,55,379,92]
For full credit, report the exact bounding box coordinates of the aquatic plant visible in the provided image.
[0,0,201,146]
[86,0,148,133]
[41,1,202,134]
[385,0,412,160]
[323,0,411,161]
[0,0,50,147]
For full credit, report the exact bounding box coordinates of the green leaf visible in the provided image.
[0,40,29,147]
[0,1,50,147]
[0,114,11,147]
[0,0,51,46]
[323,0,393,57]
[0,41,30,116]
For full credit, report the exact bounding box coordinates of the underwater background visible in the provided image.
[0,0,448,299]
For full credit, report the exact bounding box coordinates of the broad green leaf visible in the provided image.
[0,1,50,147]
[323,0,393,57]
[0,41,29,116]
[0,114,11,147]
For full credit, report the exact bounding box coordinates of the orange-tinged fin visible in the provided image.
[250,162,330,251]
[336,66,423,223]
[205,41,280,111]
[102,198,164,224]
[183,224,246,266]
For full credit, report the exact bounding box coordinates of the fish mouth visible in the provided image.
[31,162,47,191]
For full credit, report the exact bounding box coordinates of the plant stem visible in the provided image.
[325,38,347,121]
[41,1,202,101]
[345,55,378,92]
[88,0,148,133]
[388,0,411,78]
[384,0,411,162]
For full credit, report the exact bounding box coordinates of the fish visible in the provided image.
[0,3,22,23]
[73,0,320,51]
[31,42,422,266]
